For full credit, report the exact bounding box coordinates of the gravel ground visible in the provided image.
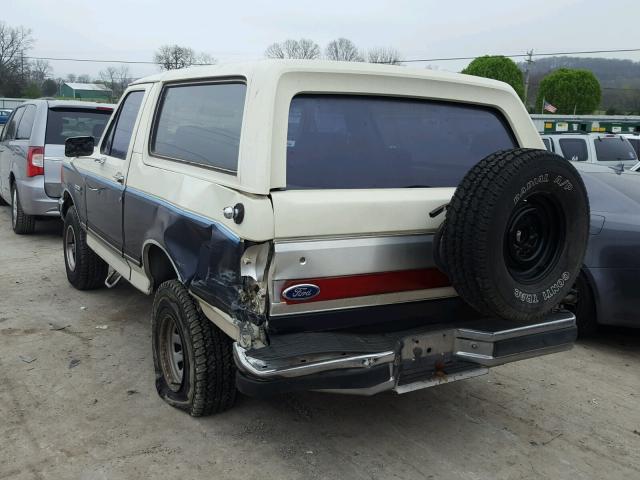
[0,207,639,480]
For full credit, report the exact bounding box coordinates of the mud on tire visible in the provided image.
[441,148,590,322]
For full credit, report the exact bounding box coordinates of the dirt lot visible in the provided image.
[0,207,639,480]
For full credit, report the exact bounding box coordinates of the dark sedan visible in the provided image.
[565,162,640,334]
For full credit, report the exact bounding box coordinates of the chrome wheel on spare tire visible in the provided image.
[441,148,590,322]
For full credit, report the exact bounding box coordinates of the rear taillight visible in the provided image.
[26,146,44,177]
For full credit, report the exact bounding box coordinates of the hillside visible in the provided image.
[518,56,640,114]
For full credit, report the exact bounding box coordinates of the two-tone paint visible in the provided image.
[60,60,546,342]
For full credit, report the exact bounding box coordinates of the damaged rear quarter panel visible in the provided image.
[122,186,269,326]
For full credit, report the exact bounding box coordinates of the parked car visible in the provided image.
[0,100,114,233]
[620,133,640,157]
[541,132,638,169]
[0,108,13,125]
[563,162,640,334]
[60,60,589,416]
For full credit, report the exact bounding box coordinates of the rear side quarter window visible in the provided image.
[16,105,36,140]
[150,82,246,173]
[559,138,588,162]
[2,107,25,141]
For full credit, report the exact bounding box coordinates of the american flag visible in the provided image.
[543,100,558,113]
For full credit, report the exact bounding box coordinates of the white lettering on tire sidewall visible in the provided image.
[514,271,571,304]
[513,173,574,205]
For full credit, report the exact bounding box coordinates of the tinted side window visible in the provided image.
[16,105,37,140]
[101,91,144,160]
[3,107,24,140]
[286,95,517,189]
[151,82,246,172]
[559,138,588,162]
[629,138,640,157]
[542,138,551,151]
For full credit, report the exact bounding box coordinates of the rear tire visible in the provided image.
[442,148,590,322]
[11,184,35,234]
[567,274,598,337]
[63,205,108,290]
[152,280,237,416]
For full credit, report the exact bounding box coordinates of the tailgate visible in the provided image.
[269,188,458,319]
[43,143,64,198]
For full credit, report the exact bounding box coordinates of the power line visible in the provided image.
[24,56,159,65]
[24,47,640,66]
[399,48,640,63]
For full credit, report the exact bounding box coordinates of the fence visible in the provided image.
[0,98,27,109]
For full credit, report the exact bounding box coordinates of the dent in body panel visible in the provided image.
[122,187,269,332]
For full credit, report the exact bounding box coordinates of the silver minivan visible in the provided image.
[0,100,114,233]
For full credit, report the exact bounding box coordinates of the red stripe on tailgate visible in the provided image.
[281,268,450,304]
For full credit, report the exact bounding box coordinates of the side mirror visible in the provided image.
[65,136,95,157]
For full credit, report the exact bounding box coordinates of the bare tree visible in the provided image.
[77,74,91,83]
[197,52,216,65]
[367,47,402,65]
[30,58,51,83]
[154,44,216,70]
[325,38,363,62]
[265,39,320,59]
[66,73,77,82]
[0,22,33,74]
[0,22,33,94]
[99,65,131,99]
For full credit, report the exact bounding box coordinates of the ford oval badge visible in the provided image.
[282,284,321,302]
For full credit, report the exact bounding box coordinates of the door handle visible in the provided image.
[113,172,124,184]
[94,157,106,165]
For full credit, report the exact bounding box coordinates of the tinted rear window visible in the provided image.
[559,138,588,162]
[45,108,112,145]
[594,137,638,162]
[286,95,517,189]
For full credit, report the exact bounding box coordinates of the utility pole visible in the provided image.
[523,49,534,107]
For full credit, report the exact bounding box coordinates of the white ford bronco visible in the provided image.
[60,60,589,416]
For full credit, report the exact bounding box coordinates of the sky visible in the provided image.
[3,0,640,80]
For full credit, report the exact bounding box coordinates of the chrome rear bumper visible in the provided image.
[234,311,576,396]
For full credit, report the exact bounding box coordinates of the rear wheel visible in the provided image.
[152,280,237,416]
[63,205,108,290]
[11,184,35,234]
[441,148,590,322]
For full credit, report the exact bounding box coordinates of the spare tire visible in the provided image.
[441,148,589,322]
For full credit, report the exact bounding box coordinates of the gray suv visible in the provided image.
[0,99,114,233]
